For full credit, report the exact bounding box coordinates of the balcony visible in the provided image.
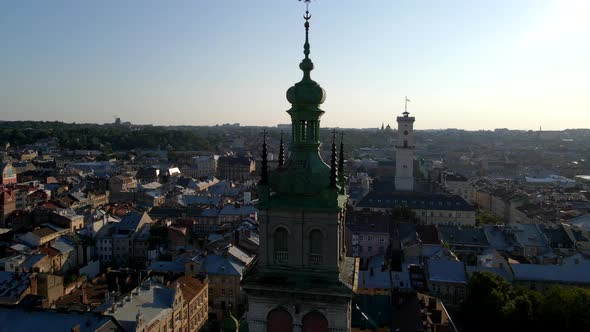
[309,254,322,265]
[274,251,288,264]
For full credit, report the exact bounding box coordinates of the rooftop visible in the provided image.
[109,278,175,332]
[439,225,489,246]
[511,263,590,285]
[31,227,57,239]
[427,260,466,284]
[0,271,31,303]
[0,307,121,332]
[173,275,207,301]
[357,191,475,212]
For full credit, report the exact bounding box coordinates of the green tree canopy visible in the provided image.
[462,271,590,332]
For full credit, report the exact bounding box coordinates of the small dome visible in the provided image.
[286,79,326,106]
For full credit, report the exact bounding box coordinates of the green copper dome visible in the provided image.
[286,15,326,106]
[258,7,346,211]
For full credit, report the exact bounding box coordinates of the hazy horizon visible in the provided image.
[1,0,589,130]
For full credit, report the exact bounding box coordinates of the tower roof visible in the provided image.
[259,1,344,210]
[286,7,326,107]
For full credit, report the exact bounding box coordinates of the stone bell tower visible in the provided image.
[242,2,356,331]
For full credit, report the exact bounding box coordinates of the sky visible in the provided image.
[1,0,589,130]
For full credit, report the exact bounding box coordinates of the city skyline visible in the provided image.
[1,0,589,130]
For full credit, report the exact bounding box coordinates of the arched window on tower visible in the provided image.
[274,227,289,264]
[302,311,328,332]
[267,308,293,332]
[309,229,323,265]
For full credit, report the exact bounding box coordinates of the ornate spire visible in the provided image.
[260,131,269,185]
[287,1,325,106]
[301,1,312,63]
[278,132,285,167]
[338,132,345,193]
[330,129,338,188]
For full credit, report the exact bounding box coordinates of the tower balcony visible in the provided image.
[396,116,415,122]
[309,253,323,265]
[274,251,289,264]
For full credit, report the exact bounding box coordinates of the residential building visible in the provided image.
[443,173,473,203]
[356,191,476,226]
[216,156,255,181]
[183,155,219,178]
[0,189,16,226]
[0,163,17,185]
[109,174,138,193]
[426,260,467,307]
[20,225,69,247]
[35,273,64,307]
[104,278,184,332]
[173,275,209,332]
[438,225,489,264]
[95,212,155,264]
[185,253,245,320]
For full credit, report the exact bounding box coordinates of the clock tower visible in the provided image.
[395,104,416,191]
[242,3,356,332]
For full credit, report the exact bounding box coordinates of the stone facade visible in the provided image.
[259,210,343,271]
[246,292,350,332]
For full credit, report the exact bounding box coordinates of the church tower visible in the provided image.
[395,99,415,191]
[242,3,355,332]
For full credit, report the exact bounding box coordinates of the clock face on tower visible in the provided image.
[403,130,408,135]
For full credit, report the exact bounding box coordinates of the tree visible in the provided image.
[391,206,416,222]
[462,272,590,332]
[476,209,503,226]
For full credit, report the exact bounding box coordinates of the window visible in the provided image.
[379,237,385,243]
[274,227,289,263]
[368,236,374,241]
[309,229,323,265]
[368,246,373,253]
